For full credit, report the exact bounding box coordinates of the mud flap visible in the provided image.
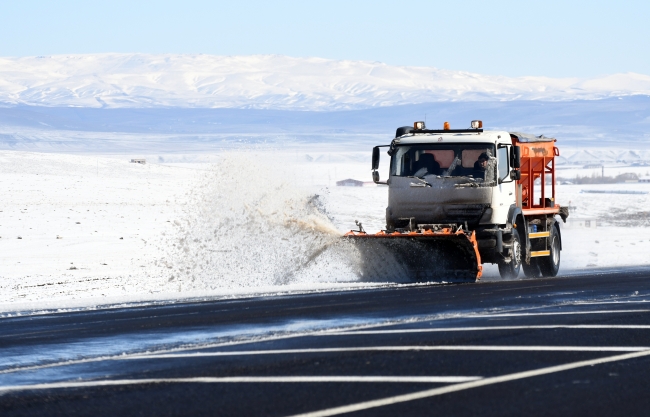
[345,229,482,283]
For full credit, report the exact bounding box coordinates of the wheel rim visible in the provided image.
[513,238,521,268]
[551,235,560,265]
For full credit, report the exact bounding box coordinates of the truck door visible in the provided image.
[494,145,515,223]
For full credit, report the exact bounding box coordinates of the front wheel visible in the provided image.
[498,231,521,279]
[539,224,561,277]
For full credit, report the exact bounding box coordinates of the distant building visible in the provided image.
[130,159,146,164]
[336,179,364,187]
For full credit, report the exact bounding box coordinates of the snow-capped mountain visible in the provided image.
[1,54,650,110]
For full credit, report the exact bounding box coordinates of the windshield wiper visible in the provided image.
[408,176,432,187]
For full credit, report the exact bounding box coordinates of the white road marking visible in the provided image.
[469,309,650,318]
[571,300,650,306]
[3,309,646,376]
[0,321,398,376]
[0,376,482,393]
[126,345,650,360]
[288,349,650,417]
[331,324,650,335]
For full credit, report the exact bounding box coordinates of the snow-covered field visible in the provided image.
[2,149,650,314]
[0,152,195,310]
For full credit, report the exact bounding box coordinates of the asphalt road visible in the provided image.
[2,268,650,416]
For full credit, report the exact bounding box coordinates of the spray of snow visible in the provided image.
[159,153,363,289]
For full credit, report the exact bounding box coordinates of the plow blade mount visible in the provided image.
[345,226,483,283]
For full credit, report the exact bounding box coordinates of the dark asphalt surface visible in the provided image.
[2,268,650,416]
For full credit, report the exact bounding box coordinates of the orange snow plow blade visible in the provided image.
[344,225,482,283]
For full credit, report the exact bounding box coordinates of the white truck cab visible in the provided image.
[369,120,564,279]
[376,126,518,231]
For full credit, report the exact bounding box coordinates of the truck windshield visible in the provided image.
[391,144,496,180]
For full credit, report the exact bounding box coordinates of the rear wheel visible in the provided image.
[522,222,542,278]
[539,224,561,277]
[522,258,541,278]
[498,231,521,279]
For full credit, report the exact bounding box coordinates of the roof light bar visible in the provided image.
[405,119,483,136]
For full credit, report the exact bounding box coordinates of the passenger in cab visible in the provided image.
[413,153,440,177]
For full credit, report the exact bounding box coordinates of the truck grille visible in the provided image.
[444,204,488,223]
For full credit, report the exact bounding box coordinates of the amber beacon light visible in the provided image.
[471,120,483,129]
[414,121,426,129]
[443,122,450,130]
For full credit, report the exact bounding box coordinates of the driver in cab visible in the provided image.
[473,152,490,179]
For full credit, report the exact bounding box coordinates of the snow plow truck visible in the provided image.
[346,120,569,282]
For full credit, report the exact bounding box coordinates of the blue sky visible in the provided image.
[1,0,648,78]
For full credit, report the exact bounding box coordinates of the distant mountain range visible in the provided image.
[1,54,649,154]
[1,54,650,110]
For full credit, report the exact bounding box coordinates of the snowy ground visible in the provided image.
[1,149,650,314]
[0,152,198,310]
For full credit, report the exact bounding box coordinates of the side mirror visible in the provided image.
[510,170,521,181]
[372,170,380,183]
[511,146,521,169]
[372,146,380,170]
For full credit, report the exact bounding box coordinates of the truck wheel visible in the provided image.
[522,259,541,278]
[498,231,521,279]
[539,224,561,277]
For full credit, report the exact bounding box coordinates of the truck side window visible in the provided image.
[497,147,509,180]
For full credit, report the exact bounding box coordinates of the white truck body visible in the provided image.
[357,122,566,280]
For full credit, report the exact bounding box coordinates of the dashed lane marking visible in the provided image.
[0,376,483,394]
[288,349,650,417]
